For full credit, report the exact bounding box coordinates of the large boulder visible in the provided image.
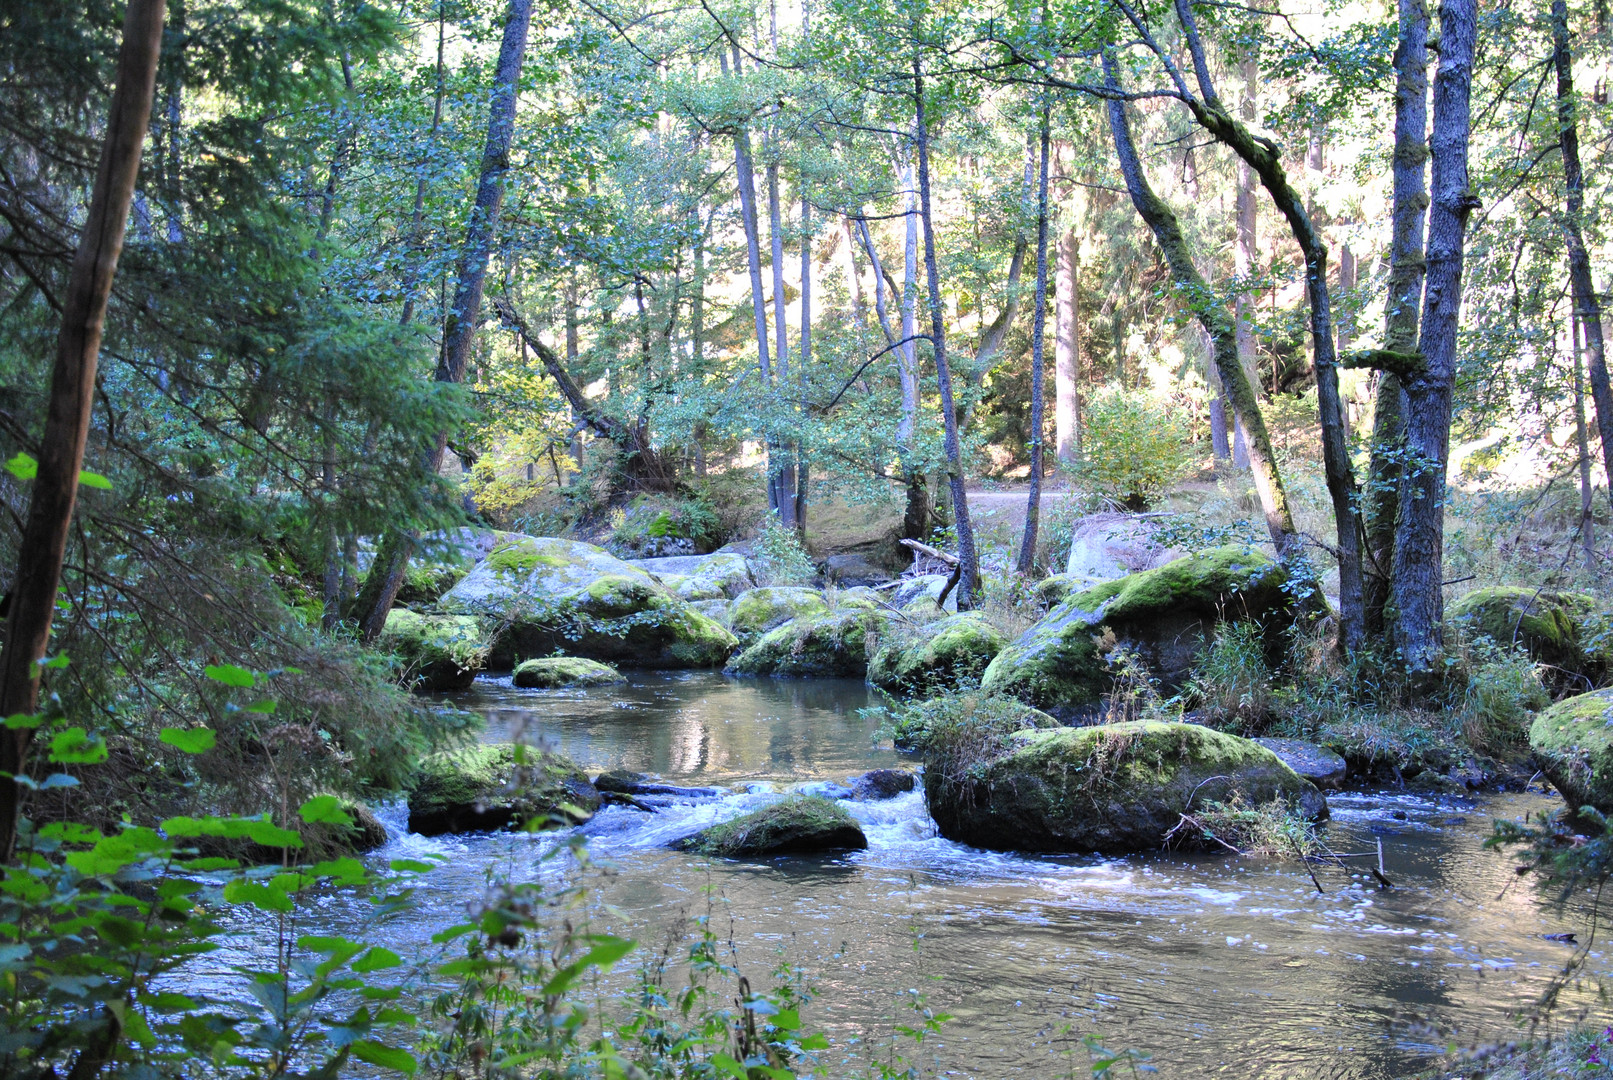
[726,609,884,678]
[1064,512,1186,587]
[1449,586,1610,684]
[440,536,736,669]
[893,574,958,614]
[1253,738,1348,790]
[512,656,626,689]
[868,614,1008,696]
[925,720,1326,854]
[407,744,600,836]
[639,551,755,602]
[671,795,867,856]
[379,609,489,693]
[1530,688,1613,816]
[727,586,830,646]
[980,546,1288,719]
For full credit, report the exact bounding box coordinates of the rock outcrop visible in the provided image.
[1530,688,1613,816]
[407,744,600,835]
[867,614,1007,696]
[726,609,884,678]
[379,609,489,693]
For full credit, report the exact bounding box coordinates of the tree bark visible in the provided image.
[767,153,797,525]
[796,193,811,532]
[1554,0,1613,511]
[0,0,167,860]
[1365,0,1429,636]
[897,148,928,540]
[1232,50,1259,470]
[1102,51,1304,566]
[1016,106,1054,575]
[354,0,534,642]
[914,58,979,607]
[1055,226,1080,463]
[1392,0,1478,670]
[1574,313,1597,568]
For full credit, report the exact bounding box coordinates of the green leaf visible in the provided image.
[352,946,402,973]
[77,470,112,490]
[160,727,216,754]
[3,713,42,730]
[244,699,277,714]
[387,859,437,873]
[203,664,255,688]
[350,1041,416,1074]
[711,1052,746,1079]
[48,727,107,765]
[223,878,293,913]
[39,654,69,670]
[238,819,302,849]
[771,1008,801,1030]
[5,453,36,480]
[298,795,352,826]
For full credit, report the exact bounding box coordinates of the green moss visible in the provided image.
[407,743,600,835]
[727,587,830,646]
[396,562,469,605]
[726,609,883,678]
[512,656,626,688]
[1529,688,1613,816]
[672,795,866,857]
[925,720,1325,854]
[486,538,572,575]
[379,609,488,693]
[1449,586,1608,679]
[868,614,1007,695]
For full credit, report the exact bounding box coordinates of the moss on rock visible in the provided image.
[726,609,884,678]
[379,609,489,693]
[407,743,600,836]
[671,795,866,856]
[512,656,626,689]
[1530,688,1613,816]
[1449,586,1609,682]
[868,614,1007,696]
[925,719,1325,854]
[727,587,831,646]
[980,546,1287,719]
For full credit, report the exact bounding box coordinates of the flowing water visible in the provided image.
[244,672,1613,1077]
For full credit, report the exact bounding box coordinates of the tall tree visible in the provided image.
[353,0,536,642]
[0,0,167,859]
[1055,223,1081,464]
[1017,104,1054,575]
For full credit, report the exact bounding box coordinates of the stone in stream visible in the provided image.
[925,720,1326,855]
[725,608,886,678]
[438,535,736,669]
[1529,687,1613,816]
[378,609,489,693]
[671,796,867,857]
[893,573,958,614]
[980,546,1290,721]
[407,744,601,836]
[727,586,830,647]
[1253,738,1348,790]
[512,656,626,689]
[848,768,918,800]
[593,769,723,799]
[867,613,1007,697]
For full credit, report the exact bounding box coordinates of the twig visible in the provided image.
[1293,834,1326,894]
[1372,837,1394,890]
[899,537,959,566]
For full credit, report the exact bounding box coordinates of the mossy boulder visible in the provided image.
[980,546,1287,720]
[666,552,754,601]
[407,743,600,836]
[925,720,1326,854]
[379,609,489,693]
[512,656,626,689]
[1530,688,1613,816]
[1449,586,1610,684]
[727,586,830,646]
[726,609,884,678]
[440,536,737,669]
[834,587,886,612]
[868,614,1008,696]
[671,795,866,856]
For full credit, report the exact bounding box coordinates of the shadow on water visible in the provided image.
[225,672,1612,1078]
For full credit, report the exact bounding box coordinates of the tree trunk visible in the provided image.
[0,0,166,860]
[1055,226,1080,463]
[1016,106,1053,576]
[914,59,979,607]
[354,0,534,643]
[1208,364,1231,460]
[898,147,928,540]
[767,154,797,525]
[1365,0,1429,636]
[1232,50,1259,471]
[1574,314,1597,569]
[1392,0,1478,671]
[1102,51,1305,566]
[1554,0,1613,510]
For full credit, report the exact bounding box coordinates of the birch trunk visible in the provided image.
[1017,107,1053,574]
[1055,226,1080,463]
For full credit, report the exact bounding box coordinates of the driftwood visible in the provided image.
[900,538,963,608]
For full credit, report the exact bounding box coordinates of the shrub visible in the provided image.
[608,493,722,556]
[1185,620,1273,734]
[1072,387,1193,510]
[751,517,816,585]
[1445,632,1550,755]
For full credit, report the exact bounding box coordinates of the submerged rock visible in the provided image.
[440,536,736,669]
[868,613,1007,696]
[848,768,918,800]
[727,586,830,646]
[1253,738,1348,789]
[379,609,489,693]
[726,609,884,678]
[980,546,1288,719]
[594,770,722,799]
[407,744,600,836]
[1530,688,1613,816]
[512,656,626,689]
[1449,586,1610,684]
[671,795,867,856]
[925,720,1325,854]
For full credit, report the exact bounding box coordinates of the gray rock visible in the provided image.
[849,768,918,800]
[1065,513,1186,586]
[1253,738,1348,789]
[824,552,891,587]
[893,573,958,613]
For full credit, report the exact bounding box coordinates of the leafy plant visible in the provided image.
[1184,621,1273,734]
[751,518,816,586]
[1071,388,1193,510]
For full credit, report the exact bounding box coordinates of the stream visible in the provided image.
[253,673,1613,1077]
